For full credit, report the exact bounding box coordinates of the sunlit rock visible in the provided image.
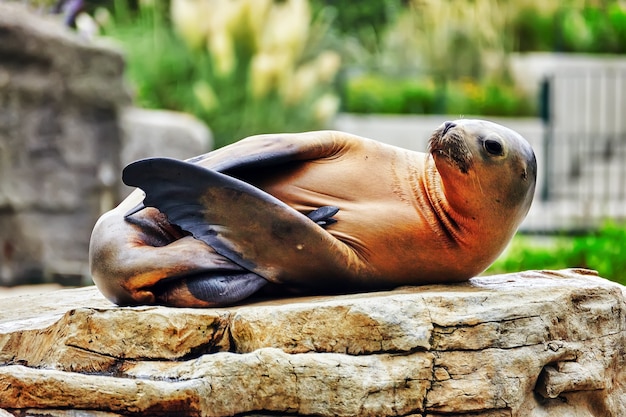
[0,269,624,416]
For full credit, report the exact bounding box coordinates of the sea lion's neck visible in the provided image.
[420,155,468,245]
[421,155,515,276]
[423,154,522,252]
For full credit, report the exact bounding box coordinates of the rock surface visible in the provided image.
[0,269,624,416]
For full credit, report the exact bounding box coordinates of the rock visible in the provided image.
[119,107,213,197]
[0,269,624,416]
[0,3,129,285]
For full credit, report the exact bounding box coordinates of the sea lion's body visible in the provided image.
[90,120,537,307]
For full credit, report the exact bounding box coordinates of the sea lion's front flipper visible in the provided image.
[187,131,349,173]
[306,206,339,227]
[123,158,363,287]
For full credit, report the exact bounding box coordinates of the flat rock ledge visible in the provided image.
[0,269,624,417]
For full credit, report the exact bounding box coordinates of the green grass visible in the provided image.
[486,221,626,286]
[344,74,535,117]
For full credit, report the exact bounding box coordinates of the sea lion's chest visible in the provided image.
[249,144,462,273]
[251,142,426,218]
[252,145,500,283]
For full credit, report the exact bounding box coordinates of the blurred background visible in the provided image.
[1,0,625,295]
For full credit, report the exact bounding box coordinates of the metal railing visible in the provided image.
[534,68,626,230]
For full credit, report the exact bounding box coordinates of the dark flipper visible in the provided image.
[187,273,266,303]
[186,131,346,173]
[306,206,339,227]
[125,200,339,229]
[155,271,267,307]
[122,158,360,286]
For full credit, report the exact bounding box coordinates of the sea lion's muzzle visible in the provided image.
[428,122,473,174]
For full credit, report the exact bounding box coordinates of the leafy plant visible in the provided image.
[310,0,404,52]
[378,0,514,82]
[344,74,535,117]
[512,4,557,52]
[101,0,341,148]
[510,1,626,54]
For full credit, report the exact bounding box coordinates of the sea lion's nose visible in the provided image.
[442,121,456,135]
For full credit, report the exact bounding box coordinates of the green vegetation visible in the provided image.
[338,0,626,115]
[513,3,626,54]
[487,221,626,286]
[91,0,626,144]
[101,0,341,148]
[344,75,535,116]
[337,0,535,116]
[310,0,404,51]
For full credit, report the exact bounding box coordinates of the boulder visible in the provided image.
[0,269,624,416]
[0,3,129,285]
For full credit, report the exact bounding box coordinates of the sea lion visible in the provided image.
[89,119,537,307]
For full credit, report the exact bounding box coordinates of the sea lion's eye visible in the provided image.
[484,139,504,156]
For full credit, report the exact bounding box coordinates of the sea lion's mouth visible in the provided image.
[428,124,473,174]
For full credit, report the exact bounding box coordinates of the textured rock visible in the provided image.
[0,269,624,416]
[0,3,129,285]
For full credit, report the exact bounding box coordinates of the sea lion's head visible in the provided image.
[428,119,537,223]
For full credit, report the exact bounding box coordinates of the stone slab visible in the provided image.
[0,269,624,416]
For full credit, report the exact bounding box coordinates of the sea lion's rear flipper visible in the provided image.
[155,271,267,308]
[123,158,361,287]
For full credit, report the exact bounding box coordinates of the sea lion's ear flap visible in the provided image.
[122,158,356,283]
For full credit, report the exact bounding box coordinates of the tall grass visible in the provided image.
[101,0,341,148]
